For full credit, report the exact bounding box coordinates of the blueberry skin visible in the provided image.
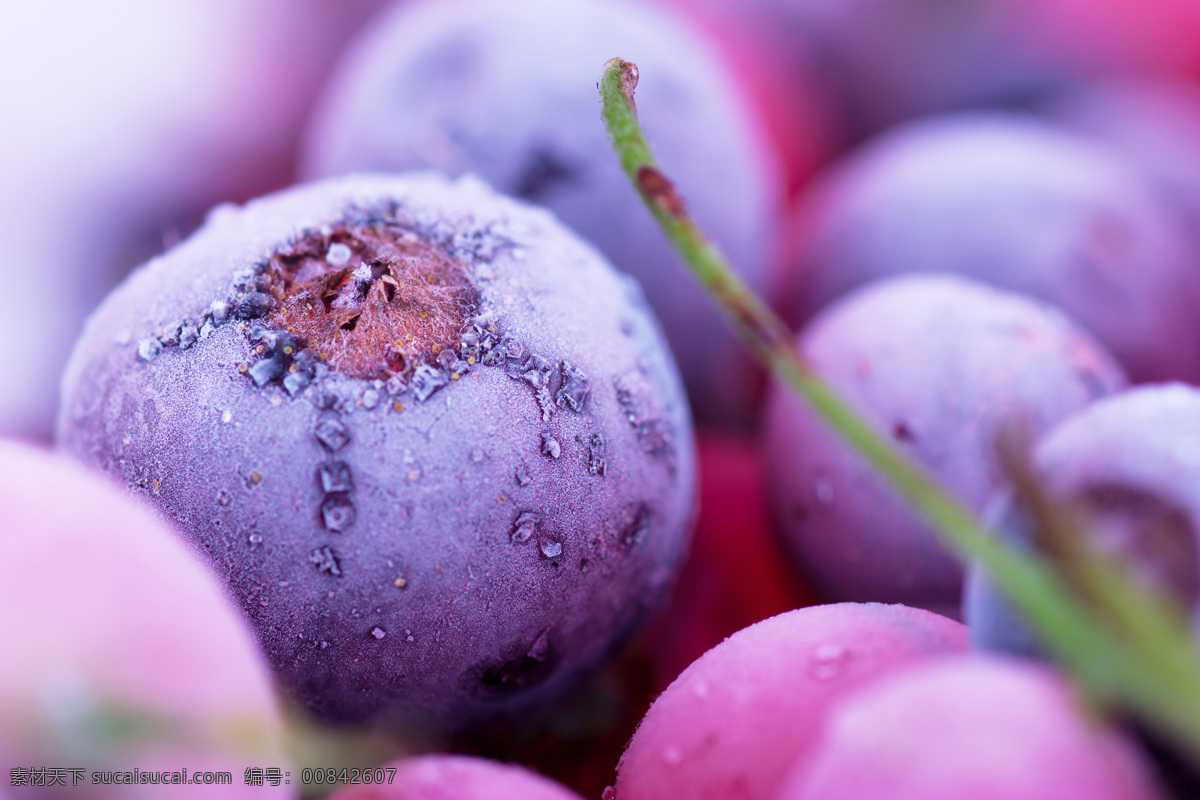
[776,655,1162,800]
[764,274,1127,616]
[770,0,1067,138]
[967,383,1200,656]
[1045,78,1200,234]
[57,172,696,733]
[788,113,1200,383]
[300,0,782,428]
[768,0,1200,142]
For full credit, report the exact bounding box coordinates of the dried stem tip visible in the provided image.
[257,222,479,380]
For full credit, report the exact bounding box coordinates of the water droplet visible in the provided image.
[515,463,532,486]
[234,292,271,320]
[318,461,354,493]
[470,447,485,463]
[210,300,230,324]
[540,539,563,559]
[249,356,284,386]
[410,363,448,401]
[662,746,683,767]
[315,417,350,452]
[309,546,342,576]
[321,495,356,532]
[809,643,849,681]
[541,433,561,459]
[636,419,672,458]
[248,533,263,549]
[620,503,651,548]
[527,629,551,661]
[555,361,589,412]
[584,433,607,476]
[813,477,835,507]
[370,626,386,640]
[217,490,231,506]
[385,374,406,396]
[176,324,199,350]
[512,512,537,544]
[137,338,162,362]
[326,242,352,266]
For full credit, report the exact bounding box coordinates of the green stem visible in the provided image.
[600,56,1200,761]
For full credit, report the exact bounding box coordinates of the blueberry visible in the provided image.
[966,383,1200,657]
[300,0,783,427]
[56,172,696,733]
[787,113,1200,383]
[1044,78,1200,235]
[0,439,291,795]
[776,656,1161,800]
[765,0,1200,141]
[613,603,966,800]
[768,0,1069,136]
[764,274,1127,615]
[327,754,584,800]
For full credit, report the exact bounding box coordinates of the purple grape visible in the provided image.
[56,172,696,734]
[300,0,783,427]
[787,112,1200,383]
[764,274,1126,615]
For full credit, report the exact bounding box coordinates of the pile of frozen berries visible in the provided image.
[5,0,1200,797]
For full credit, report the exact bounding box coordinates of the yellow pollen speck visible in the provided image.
[450,373,460,380]
[288,363,298,373]
[153,478,160,492]
[406,469,419,482]
[394,577,407,588]
[466,356,476,366]
[435,564,444,573]
[392,402,405,413]
[431,344,440,353]
[250,472,262,484]
[237,363,249,374]
[255,345,265,354]
[283,346,293,355]
[497,494,507,503]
